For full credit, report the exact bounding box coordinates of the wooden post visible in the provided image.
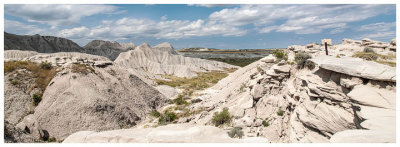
[325,42,328,55]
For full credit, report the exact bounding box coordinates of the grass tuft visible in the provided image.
[71,63,94,75]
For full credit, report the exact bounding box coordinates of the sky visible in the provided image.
[4,4,396,49]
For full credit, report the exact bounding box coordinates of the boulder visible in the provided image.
[251,84,264,101]
[274,65,291,73]
[260,55,276,63]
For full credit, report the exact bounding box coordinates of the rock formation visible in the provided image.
[181,53,395,143]
[4,51,168,141]
[115,42,238,78]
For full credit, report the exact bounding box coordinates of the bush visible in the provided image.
[363,47,375,53]
[150,110,161,118]
[227,127,244,139]
[277,109,284,116]
[262,120,269,127]
[211,108,231,127]
[32,93,42,106]
[40,61,52,70]
[171,94,188,105]
[272,50,288,61]
[158,111,177,125]
[295,52,314,69]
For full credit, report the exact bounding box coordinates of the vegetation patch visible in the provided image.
[207,57,262,67]
[227,127,244,139]
[149,110,161,118]
[211,108,232,127]
[352,51,396,67]
[158,110,178,125]
[272,50,288,61]
[262,120,270,127]
[155,70,231,90]
[170,94,188,105]
[32,93,42,106]
[71,63,95,75]
[376,60,396,67]
[295,52,314,69]
[4,61,58,92]
[277,109,284,116]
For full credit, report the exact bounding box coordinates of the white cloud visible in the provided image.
[356,22,396,40]
[188,4,234,8]
[5,4,118,27]
[357,22,396,32]
[161,15,168,21]
[209,4,394,34]
[364,32,395,39]
[58,26,90,39]
[5,19,46,35]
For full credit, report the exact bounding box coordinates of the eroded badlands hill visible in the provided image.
[114,42,238,78]
[4,51,167,142]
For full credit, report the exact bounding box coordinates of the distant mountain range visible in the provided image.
[4,32,135,60]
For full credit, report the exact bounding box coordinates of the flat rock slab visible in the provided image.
[310,56,395,82]
[330,129,395,143]
[63,124,268,143]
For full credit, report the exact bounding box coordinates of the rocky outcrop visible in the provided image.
[4,51,168,141]
[184,52,395,143]
[63,124,268,143]
[310,56,396,82]
[115,42,238,78]
[83,40,136,60]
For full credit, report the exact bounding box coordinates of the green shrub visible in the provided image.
[150,110,161,118]
[227,127,244,139]
[363,47,375,53]
[47,137,57,142]
[40,61,52,70]
[295,52,314,69]
[171,94,188,105]
[277,109,284,116]
[262,120,269,127]
[272,50,288,61]
[211,108,231,127]
[10,79,19,85]
[158,111,177,125]
[32,93,42,106]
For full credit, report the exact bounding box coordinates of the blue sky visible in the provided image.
[4,4,396,49]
